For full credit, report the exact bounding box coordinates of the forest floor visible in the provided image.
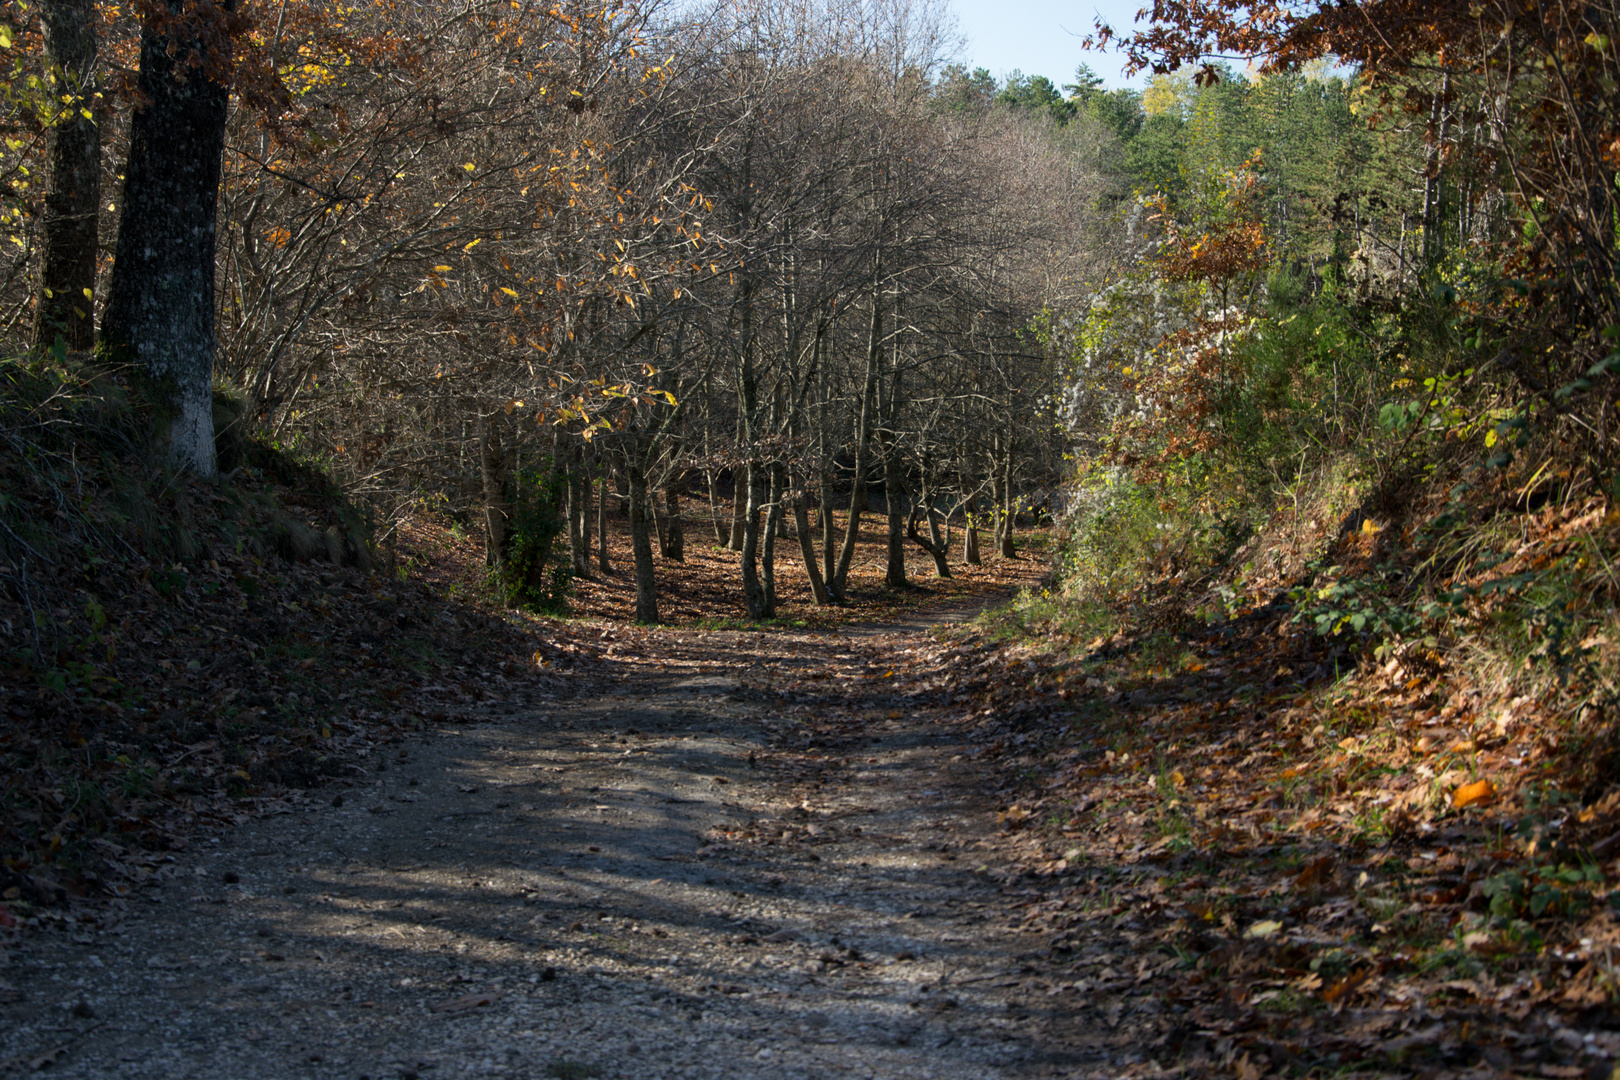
[0,523,1124,1080]
[3,504,1619,1078]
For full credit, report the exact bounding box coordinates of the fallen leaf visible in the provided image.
[1293,856,1334,891]
[1322,968,1369,1004]
[997,805,1032,828]
[1244,919,1283,939]
[1452,779,1496,809]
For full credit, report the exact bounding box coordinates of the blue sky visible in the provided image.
[947,0,1148,89]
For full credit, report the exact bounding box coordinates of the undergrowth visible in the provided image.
[977,269,1620,1047]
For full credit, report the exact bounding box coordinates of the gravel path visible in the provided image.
[1,618,1111,1079]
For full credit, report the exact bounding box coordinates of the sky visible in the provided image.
[946,0,1149,90]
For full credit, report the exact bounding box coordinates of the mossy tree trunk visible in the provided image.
[33,0,100,353]
[99,0,235,476]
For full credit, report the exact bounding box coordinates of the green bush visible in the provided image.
[494,467,571,613]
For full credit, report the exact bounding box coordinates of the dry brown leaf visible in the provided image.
[997,805,1033,828]
[1293,856,1335,891]
[1322,969,1368,1004]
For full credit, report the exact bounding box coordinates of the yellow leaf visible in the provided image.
[1452,779,1496,809]
[500,287,519,298]
[464,238,481,251]
[1361,518,1380,534]
[1243,919,1283,939]
[434,265,452,272]
[462,162,476,172]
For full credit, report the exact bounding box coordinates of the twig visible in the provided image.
[18,555,41,666]
[0,517,53,565]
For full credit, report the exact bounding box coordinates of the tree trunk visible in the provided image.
[480,419,510,571]
[906,461,951,578]
[577,458,592,576]
[100,0,235,476]
[567,447,589,578]
[924,503,951,577]
[728,468,747,550]
[761,461,783,617]
[792,470,831,606]
[595,469,612,575]
[999,444,1016,558]
[830,289,882,599]
[739,461,766,618]
[707,469,726,544]
[964,492,981,566]
[33,0,99,352]
[1421,74,1451,273]
[661,477,685,561]
[820,472,836,589]
[628,462,658,624]
[882,435,906,587]
[652,486,668,557]
[988,449,1003,554]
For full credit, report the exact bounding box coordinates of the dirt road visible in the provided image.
[1,616,1125,1079]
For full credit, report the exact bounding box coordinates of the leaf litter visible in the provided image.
[5,470,1617,1077]
[795,498,1620,1077]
